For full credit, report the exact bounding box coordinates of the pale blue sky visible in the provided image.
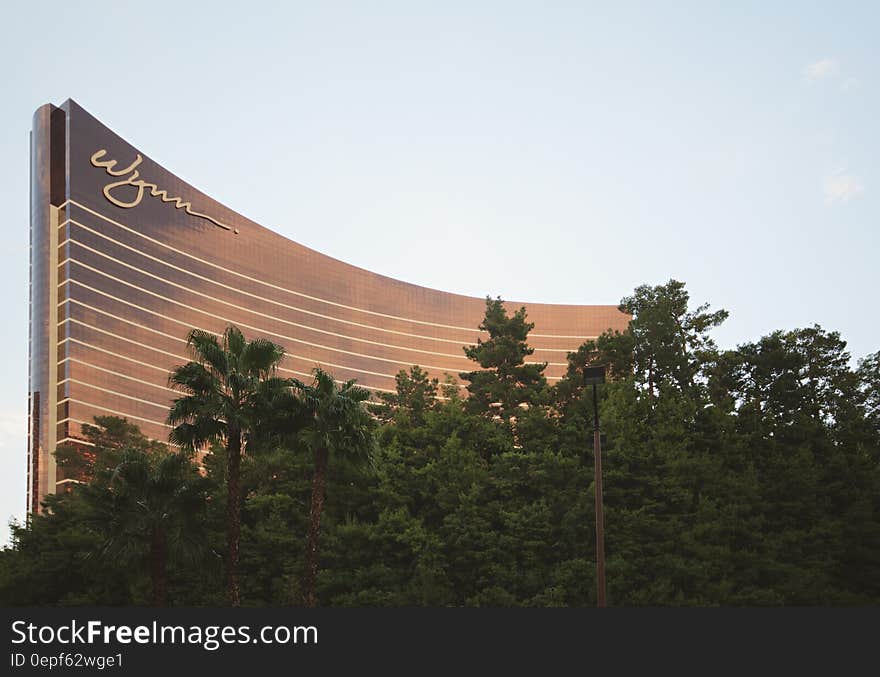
[0,1,876,542]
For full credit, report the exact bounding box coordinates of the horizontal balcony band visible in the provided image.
[58,377,171,410]
[60,200,607,340]
[61,314,478,383]
[56,437,96,447]
[61,356,190,395]
[60,278,568,374]
[63,218,482,347]
[58,402,170,428]
[57,417,178,448]
[62,235,576,363]
[59,275,568,377]
[61,335,442,395]
[59,352,403,399]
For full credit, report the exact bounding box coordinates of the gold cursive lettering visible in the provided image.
[100,170,147,208]
[90,149,236,233]
[90,149,144,177]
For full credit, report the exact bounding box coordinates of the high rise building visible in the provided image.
[28,100,630,511]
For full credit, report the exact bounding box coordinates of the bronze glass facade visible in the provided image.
[28,99,630,511]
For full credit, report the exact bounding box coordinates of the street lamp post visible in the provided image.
[583,365,607,608]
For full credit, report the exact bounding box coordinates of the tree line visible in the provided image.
[2,279,878,606]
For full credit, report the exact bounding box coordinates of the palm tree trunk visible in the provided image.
[303,446,328,607]
[150,526,168,607]
[226,425,242,606]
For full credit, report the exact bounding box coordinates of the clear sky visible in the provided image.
[0,2,876,543]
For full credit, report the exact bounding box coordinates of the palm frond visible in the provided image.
[186,330,228,375]
[168,419,224,450]
[223,326,247,362]
[167,394,218,427]
[240,338,285,375]
[168,362,219,395]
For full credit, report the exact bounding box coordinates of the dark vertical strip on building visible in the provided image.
[28,104,66,513]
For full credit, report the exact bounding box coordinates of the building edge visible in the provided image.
[28,103,66,513]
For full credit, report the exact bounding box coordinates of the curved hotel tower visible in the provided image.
[28,100,630,511]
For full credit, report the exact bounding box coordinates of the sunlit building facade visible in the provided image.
[28,99,630,511]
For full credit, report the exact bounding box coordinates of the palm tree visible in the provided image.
[167,325,290,606]
[85,447,208,606]
[297,368,375,607]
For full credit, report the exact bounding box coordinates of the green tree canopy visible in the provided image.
[168,325,290,606]
[296,368,376,607]
[460,297,548,421]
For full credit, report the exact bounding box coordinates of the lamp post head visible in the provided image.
[583,365,606,386]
